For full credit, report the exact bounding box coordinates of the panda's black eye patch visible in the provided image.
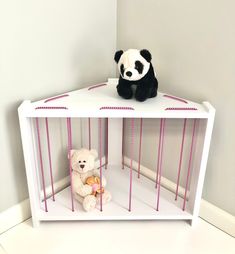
[135,61,143,74]
[120,64,125,76]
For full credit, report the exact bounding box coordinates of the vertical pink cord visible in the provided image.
[122,118,125,169]
[35,118,48,212]
[175,118,187,201]
[105,118,108,169]
[182,119,197,211]
[88,118,91,150]
[129,118,134,212]
[156,119,166,211]
[67,118,74,212]
[155,119,163,188]
[99,118,103,211]
[45,118,55,201]
[138,118,143,178]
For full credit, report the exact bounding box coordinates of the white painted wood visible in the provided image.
[18,79,215,227]
[38,166,192,221]
[18,101,41,227]
[0,199,30,234]
[188,102,215,226]
[200,199,235,237]
[108,118,123,165]
[21,79,211,118]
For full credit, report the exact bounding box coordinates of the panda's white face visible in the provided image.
[118,49,150,81]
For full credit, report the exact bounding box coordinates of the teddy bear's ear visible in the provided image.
[114,50,123,63]
[89,149,98,159]
[140,49,152,62]
[68,149,76,159]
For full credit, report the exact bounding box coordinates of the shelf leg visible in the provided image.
[35,118,48,212]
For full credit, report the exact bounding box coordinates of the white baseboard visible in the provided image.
[0,199,31,234]
[200,199,235,237]
[1,157,234,237]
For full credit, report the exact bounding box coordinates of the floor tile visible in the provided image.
[0,218,234,254]
[0,245,7,254]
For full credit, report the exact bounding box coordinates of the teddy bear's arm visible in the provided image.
[92,169,107,187]
[72,172,92,197]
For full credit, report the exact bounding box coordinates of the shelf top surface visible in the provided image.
[22,79,212,118]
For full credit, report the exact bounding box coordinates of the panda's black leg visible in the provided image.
[117,84,133,99]
[149,87,157,98]
[135,86,150,102]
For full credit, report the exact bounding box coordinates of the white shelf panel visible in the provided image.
[22,79,211,118]
[39,165,192,221]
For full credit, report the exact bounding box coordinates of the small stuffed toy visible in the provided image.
[70,148,111,212]
[114,49,158,102]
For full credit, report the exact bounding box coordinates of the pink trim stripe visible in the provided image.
[45,118,55,201]
[105,118,108,170]
[88,83,107,90]
[67,118,75,212]
[175,118,187,201]
[156,118,166,211]
[137,118,143,179]
[100,106,134,110]
[122,118,125,169]
[163,95,188,104]
[165,107,197,111]
[155,119,163,188]
[44,94,69,103]
[88,118,91,150]
[99,118,103,211]
[35,106,68,110]
[183,119,197,211]
[35,118,48,212]
[129,118,134,212]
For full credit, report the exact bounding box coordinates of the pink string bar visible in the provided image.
[122,118,125,169]
[156,119,166,211]
[35,118,48,212]
[137,118,143,178]
[44,94,69,103]
[165,107,197,111]
[129,118,134,212]
[99,118,103,211]
[100,106,134,111]
[88,83,107,90]
[175,119,187,201]
[155,119,163,188]
[67,118,74,212]
[163,94,188,104]
[105,118,108,170]
[182,119,197,211]
[35,106,68,110]
[88,118,91,150]
[45,118,55,201]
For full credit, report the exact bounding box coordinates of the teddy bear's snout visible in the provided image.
[80,164,85,169]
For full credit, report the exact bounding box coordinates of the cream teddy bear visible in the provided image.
[70,148,111,212]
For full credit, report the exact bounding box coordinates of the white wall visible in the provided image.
[117,0,235,215]
[0,0,116,212]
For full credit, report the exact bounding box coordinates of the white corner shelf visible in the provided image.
[18,78,215,227]
[22,78,212,118]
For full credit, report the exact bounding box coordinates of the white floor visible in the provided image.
[0,218,234,254]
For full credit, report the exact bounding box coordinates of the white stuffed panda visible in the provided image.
[114,49,158,102]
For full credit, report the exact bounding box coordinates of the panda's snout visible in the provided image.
[80,164,85,169]
[126,71,132,77]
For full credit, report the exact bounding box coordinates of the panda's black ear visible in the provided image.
[140,49,152,62]
[114,50,123,63]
